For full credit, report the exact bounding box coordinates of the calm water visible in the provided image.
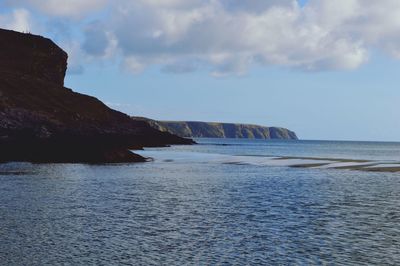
[1,139,400,265]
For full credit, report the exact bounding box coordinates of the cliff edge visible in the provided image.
[132,118,298,140]
[0,29,193,163]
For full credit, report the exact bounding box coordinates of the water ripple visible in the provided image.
[1,149,400,264]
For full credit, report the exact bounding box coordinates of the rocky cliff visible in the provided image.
[0,29,67,86]
[132,118,298,140]
[0,29,193,163]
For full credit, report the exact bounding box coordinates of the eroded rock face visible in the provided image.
[0,29,67,86]
[132,117,298,140]
[0,29,193,163]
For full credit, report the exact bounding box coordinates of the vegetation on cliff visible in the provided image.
[132,118,298,140]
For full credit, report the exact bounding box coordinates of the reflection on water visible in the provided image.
[1,140,400,265]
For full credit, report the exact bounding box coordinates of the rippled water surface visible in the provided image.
[1,139,400,265]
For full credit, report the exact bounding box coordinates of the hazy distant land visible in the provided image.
[133,117,298,140]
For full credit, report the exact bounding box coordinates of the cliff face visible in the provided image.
[133,118,298,140]
[0,29,67,86]
[0,29,193,163]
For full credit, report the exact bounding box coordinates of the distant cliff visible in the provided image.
[132,118,298,140]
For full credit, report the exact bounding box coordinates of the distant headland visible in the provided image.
[132,118,298,140]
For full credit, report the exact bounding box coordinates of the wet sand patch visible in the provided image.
[275,156,370,163]
[291,163,331,168]
[362,167,400,173]
[274,156,400,173]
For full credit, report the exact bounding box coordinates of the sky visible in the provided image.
[1,0,400,141]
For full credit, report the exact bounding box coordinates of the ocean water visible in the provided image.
[1,139,400,265]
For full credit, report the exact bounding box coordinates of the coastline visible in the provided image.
[136,138,400,173]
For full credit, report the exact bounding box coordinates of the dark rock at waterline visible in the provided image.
[0,28,193,163]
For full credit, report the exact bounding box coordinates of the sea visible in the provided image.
[1,139,400,265]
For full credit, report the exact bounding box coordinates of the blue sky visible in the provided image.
[1,0,400,141]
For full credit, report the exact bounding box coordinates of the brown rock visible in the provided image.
[0,28,194,163]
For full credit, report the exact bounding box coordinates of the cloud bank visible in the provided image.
[3,0,400,75]
[7,0,108,18]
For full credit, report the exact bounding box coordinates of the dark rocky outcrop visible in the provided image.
[0,29,67,86]
[132,118,298,140]
[0,29,193,163]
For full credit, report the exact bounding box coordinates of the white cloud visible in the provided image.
[7,0,108,18]
[101,0,371,74]
[0,9,33,32]
[6,0,400,75]
[64,41,86,75]
[123,56,146,74]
